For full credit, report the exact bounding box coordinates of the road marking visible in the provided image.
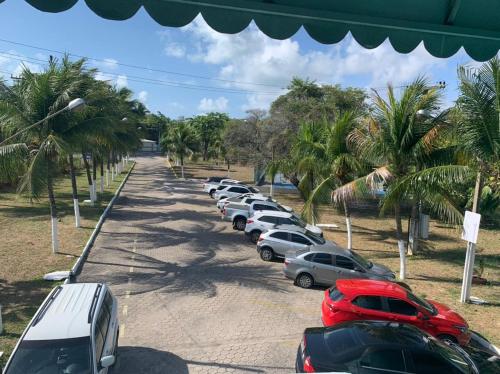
[125,290,130,299]
[129,266,134,273]
[122,305,128,316]
[120,324,125,338]
[128,277,132,285]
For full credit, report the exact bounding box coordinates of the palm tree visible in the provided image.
[0,57,87,253]
[305,112,363,249]
[334,78,446,279]
[162,124,198,179]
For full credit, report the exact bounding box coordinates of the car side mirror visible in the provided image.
[417,311,429,321]
[354,266,365,273]
[100,355,115,368]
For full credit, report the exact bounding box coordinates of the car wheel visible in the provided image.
[250,230,261,244]
[260,247,274,261]
[209,190,215,198]
[234,217,246,231]
[438,334,458,344]
[296,273,314,289]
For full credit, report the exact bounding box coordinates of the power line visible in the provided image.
[0,37,286,89]
[0,51,284,96]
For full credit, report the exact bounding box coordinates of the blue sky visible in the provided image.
[0,0,485,119]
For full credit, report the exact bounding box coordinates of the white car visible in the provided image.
[202,178,241,194]
[216,193,271,211]
[3,283,119,374]
[244,210,323,243]
[213,184,260,200]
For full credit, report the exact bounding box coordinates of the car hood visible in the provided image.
[305,224,322,235]
[430,300,468,326]
[370,262,394,277]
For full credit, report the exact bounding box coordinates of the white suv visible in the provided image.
[3,283,119,374]
[213,185,260,200]
[244,211,323,243]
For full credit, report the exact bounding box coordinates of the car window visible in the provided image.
[249,187,259,193]
[246,199,255,204]
[253,204,266,210]
[94,326,105,360]
[291,233,312,245]
[278,218,293,225]
[335,255,355,270]
[236,187,249,193]
[352,296,383,311]
[360,349,406,372]
[216,186,226,190]
[312,253,333,265]
[410,350,466,374]
[104,291,113,314]
[269,231,289,241]
[387,297,418,316]
[303,253,314,261]
[95,304,110,359]
[228,187,239,192]
[407,292,437,315]
[259,216,277,224]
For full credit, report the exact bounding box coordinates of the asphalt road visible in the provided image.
[78,155,324,373]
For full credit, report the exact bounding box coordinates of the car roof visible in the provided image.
[253,210,292,218]
[24,283,102,341]
[265,227,306,235]
[336,279,407,298]
[305,321,432,349]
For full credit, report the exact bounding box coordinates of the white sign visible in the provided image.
[461,211,481,244]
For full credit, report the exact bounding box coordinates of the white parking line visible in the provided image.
[120,324,125,338]
[129,266,134,273]
[123,305,128,316]
[125,290,130,299]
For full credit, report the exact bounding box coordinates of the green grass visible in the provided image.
[0,162,133,366]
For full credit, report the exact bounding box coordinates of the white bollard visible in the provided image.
[51,217,59,254]
[0,304,3,335]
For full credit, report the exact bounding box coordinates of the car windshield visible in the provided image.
[305,231,326,244]
[348,250,373,269]
[289,216,306,228]
[5,337,92,374]
[407,291,437,315]
[248,187,259,193]
[427,338,472,373]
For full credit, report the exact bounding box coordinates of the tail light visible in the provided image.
[247,219,254,224]
[303,356,315,373]
[328,303,338,313]
[284,259,290,266]
[258,234,264,242]
[222,209,226,215]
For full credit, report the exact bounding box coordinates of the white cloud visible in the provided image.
[138,90,148,103]
[116,75,128,89]
[172,17,451,110]
[102,58,119,70]
[164,43,186,58]
[0,50,42,79]
[198,96,229,112]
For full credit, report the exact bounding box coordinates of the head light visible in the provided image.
[453,325,468,333]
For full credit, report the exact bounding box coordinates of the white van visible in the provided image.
[3,283,119,374]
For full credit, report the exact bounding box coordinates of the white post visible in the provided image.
[460,242,476,302]
[112,165,115,181]
[92,179,97,200]
[0,304,3,335]
[73,198,81,228]
[88,184,94,204]
[51,217,59,254]
[398,240,406,280]
[100,176,104,193]
[346,216,352,250]
[106,169,110,187]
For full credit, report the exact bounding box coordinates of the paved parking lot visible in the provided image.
[78,155,323,373]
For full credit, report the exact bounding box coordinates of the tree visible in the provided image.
[334,77,448,280]
[161,124,198,178]
[191,112,229,161]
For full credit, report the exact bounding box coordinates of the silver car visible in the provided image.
[283,248,396,289]
[245,211,322,243]
[256,228,334,260]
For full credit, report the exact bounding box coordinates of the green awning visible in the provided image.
[6,0,500,61]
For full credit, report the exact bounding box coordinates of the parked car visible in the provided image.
[321,279,471,346]
[3,283,119,374]
[222,200,292,230]
[203,178,241,195]
[216,193,270,211]
[245,211,322,243]
[213,184,260,200]
[296,320,499,373]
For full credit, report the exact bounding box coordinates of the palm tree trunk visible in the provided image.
[100,158,104,193]
[81,152,94,204]
[395,203,406,280]
[47,164,59,254]
[180,154,185,179]
[68,154,80,228]
[92,156,97,201]
[343,201,352,250]
[111,152,116,181]
[227,159,230,177]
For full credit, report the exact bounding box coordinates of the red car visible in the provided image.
[322,279,471,346]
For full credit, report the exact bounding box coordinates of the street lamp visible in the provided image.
[0,98,86,145]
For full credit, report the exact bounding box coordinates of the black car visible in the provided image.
[296,321,499,373]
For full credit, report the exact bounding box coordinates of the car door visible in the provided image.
[268,231,292,255]
[358,348,408,374]
[407,348,467,374]
[290,233,312,251]
[350,295,390,321]
[258,215,278,231]
[309,252,336,285]
[333,255,360,280]
[94,304,110,373]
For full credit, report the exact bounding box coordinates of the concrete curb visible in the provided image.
[65,161,136,283]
